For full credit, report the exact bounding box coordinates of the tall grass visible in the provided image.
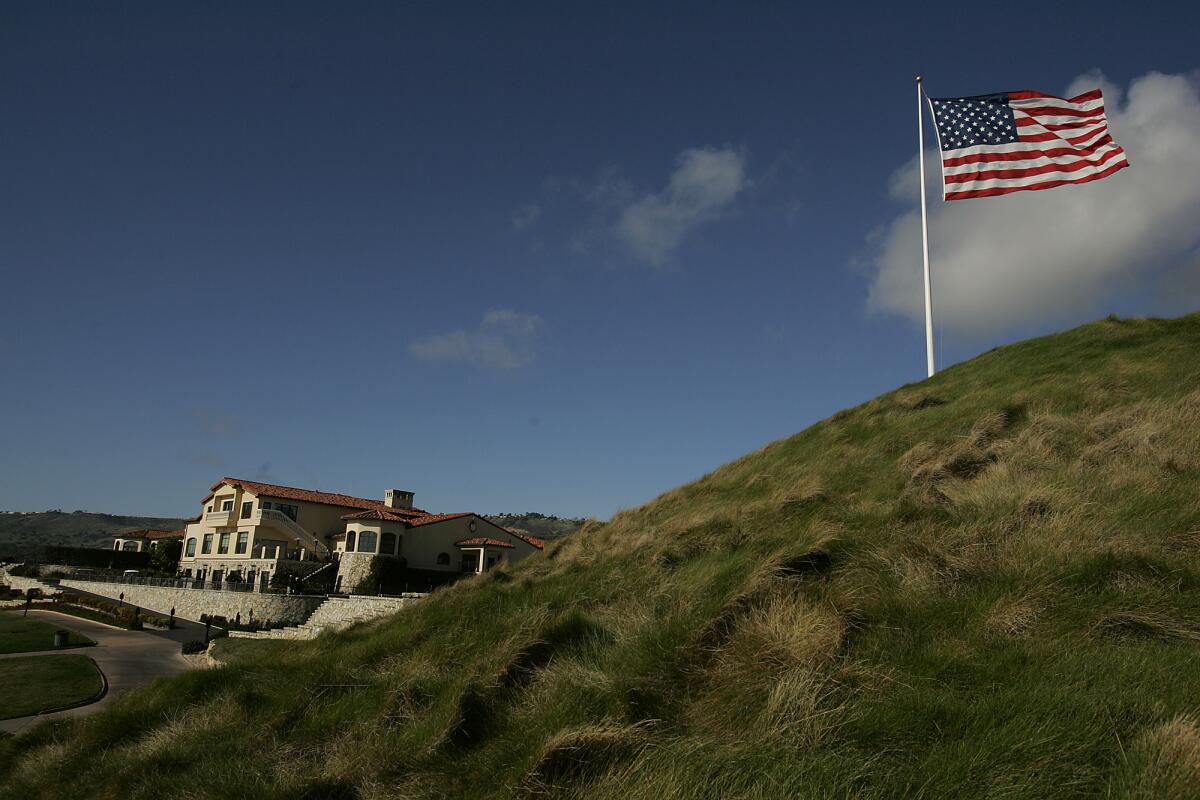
[2,313,1199,799]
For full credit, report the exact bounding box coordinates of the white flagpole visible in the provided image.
[916,75,936,378]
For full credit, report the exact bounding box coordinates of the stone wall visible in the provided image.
[336,552,378,594]
[59,579,324,626]
[0,567,62,596]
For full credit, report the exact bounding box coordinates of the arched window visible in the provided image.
[358,530,378,553]
[122,540,139,552]
[345,530,356,552]
[185,538,197,557]
[380,532,397,556]
[436,552,450,566]
[113,540,121,551]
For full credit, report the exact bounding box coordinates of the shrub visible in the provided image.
[181,640,207,655]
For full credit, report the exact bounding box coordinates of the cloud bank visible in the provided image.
[866,70,1200,335]
[409,309,542,369]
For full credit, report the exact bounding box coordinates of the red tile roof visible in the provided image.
[341,508,429,522]
[208,477,428,515]
[112,529,184,540]
[341,510,476,527]
[504,529,546,550]
[455,537,515,548]
[408,512,475,527]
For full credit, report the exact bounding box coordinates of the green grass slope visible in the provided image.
[3,314,1200,799]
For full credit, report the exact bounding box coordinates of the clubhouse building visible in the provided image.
[178,477,544,593]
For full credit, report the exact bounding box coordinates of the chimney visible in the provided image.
[384,489,414,510]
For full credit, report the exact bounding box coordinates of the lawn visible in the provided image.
[0,655,104,720]
[0,612,94,654]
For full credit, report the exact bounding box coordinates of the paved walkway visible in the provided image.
[0,609,196,735]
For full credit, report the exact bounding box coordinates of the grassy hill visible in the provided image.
[0,511,190,561]
[484,512,585,540]
[3,313,1200,799]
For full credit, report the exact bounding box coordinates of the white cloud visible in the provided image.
[616,146,747,266]
[409,309,542,369]
[865,71,1200,335]
[512,202,542,230]
[557,146,745,268]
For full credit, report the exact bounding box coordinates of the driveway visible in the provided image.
[0,609,196,735]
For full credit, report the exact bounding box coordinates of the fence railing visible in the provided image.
[63,572,262,593]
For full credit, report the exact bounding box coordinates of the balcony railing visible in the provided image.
[250,509,330,557]
[203,510,232,525]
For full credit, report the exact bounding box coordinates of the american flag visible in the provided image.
[927,89,1128,201]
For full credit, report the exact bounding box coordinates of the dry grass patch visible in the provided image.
[695,592,849,746]
[1119,716,1200,799]
[1090,610,1200,643]
[983,588,1046,639]
[521,721,654,794]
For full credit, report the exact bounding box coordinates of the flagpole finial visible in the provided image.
[916,75,923,83]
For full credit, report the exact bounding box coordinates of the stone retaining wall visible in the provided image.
[0,567,62,596]
[59,579,324,626]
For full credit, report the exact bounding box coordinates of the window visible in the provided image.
[218,533,230,554]
[186,538,197,557]
[380,532,397,556]
[113,540,121,551]
[221,499,234,512]
[241,501,253,519]
[436,552,450,566]
[202,534,213,554]
[358,531,377,553]
[235,531,249,554]
[345,531,356,551]
[122,541,139,552]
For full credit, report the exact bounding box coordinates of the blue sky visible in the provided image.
[3,2,1199,519]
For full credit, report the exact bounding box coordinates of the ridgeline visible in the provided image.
[0,511,190,561]
[3,313,1199,799]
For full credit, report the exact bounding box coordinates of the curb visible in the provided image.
[15,606,134,632]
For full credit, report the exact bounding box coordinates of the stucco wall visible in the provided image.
[402,516,541,571]
[60,578,324,626]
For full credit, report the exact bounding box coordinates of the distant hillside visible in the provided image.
[0,510,190,561]
[484,512,585,540]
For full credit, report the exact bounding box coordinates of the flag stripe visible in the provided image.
[1014,114,1106,131]
[944,159,1129,200]
[942,142,1121,167]
[943,148,1127,185]
[1008,89,1102,102]
[942,144,1125,177]
[1008,103,1099,117]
